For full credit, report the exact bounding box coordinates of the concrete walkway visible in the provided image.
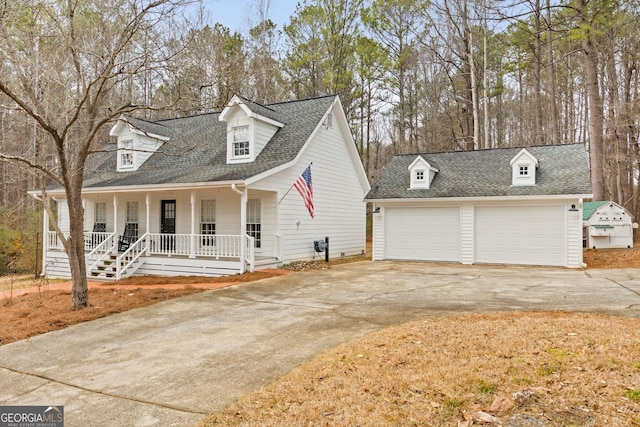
[0,261,639,427]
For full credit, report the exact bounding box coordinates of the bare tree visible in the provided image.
[0,0,196,309]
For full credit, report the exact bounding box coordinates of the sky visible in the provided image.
[201,0,301,33]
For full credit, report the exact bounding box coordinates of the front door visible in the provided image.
[160,200,176,250]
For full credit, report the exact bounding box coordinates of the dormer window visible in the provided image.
[233,126,250,158]
[110,117,169,172]
[408,156,438,189]
[119,139,134,169]
[220,95,285,164]
[510,148,538,186]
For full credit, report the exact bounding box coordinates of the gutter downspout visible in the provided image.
[231,184,247,274]
[32,193,48,277]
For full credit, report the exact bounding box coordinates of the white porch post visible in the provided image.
[231,184,247,274]
[145,193,150,256]
[112,195,118,254]
[82,198,86,231]
[41,200,49,276]
[190,191,196,258]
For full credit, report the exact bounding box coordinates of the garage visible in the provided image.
[385,206,460,261]
[366,144,592,268]
[475,205,566,266]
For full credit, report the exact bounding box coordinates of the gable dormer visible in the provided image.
[408,155,439,189]
[109,118,169,172]
[219,95,284,164]
[510,148,538,186]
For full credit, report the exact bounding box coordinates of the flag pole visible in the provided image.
[278,162,312,205]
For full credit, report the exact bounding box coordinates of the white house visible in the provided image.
[37,95,370,280]
[583,201,636,249]
[365,144,593,268]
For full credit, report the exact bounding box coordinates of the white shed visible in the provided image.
[583,201,636,249]
[366,144,593,268]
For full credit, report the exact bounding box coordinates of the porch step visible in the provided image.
[89,254,139,280]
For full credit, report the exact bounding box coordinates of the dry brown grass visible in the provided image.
[202,311,640,426]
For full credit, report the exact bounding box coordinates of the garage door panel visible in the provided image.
[385,207,460,261]
[475,206,565,266]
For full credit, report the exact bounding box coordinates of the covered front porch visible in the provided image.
[42,186,281,280]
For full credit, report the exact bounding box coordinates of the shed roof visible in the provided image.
[365,143,592,200]
[82,95,336,189]
[582,201,608,220]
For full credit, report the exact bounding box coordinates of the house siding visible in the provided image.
[372,205,385,261]
[255,105,367,263]
[461,205,474,264]
[254,121,279,158]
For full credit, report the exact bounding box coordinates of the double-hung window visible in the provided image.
[519,165,529,176]
[120,139,134,168]
[94,202,106,231]
[233,126,250,158]
[246,199,261,249]
[126,201,139,240]
[200,200,216,246]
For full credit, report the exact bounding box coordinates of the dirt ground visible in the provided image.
[0,270,283,345]
[2,248,640,426]
[582,246,640,268]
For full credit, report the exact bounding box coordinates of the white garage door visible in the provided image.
[475,205,565,266]
[385,207,460,261]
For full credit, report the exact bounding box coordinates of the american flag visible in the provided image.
[294,165,314,218]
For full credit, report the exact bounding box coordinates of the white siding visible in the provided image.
[460,205,474,264]
[567,205,583,266]
[254,103,367,263]
[134,257,241,277]
[57,199,70,233]
[254,121,279,158]
[44,253,71,279]
[372,205,385,261]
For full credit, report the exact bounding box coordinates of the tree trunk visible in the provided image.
[583,36,604,201]
[533,0,544,145]
[65,187,90,309]
[547,0,561,145]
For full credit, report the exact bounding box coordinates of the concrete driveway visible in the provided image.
[1,261,639,427]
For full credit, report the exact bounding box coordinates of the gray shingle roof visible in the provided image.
[82,96,335,189]
[365,144,592,200]
[235,95,285,124]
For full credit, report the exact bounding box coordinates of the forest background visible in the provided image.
[1,0,638,276]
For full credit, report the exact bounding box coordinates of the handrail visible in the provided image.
[245,234,255,272]
[86,232,117,272]
[116,233,148,280]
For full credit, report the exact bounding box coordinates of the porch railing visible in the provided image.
[147,233,244,258]
[47,231,112,251]
[47,231,68,251]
